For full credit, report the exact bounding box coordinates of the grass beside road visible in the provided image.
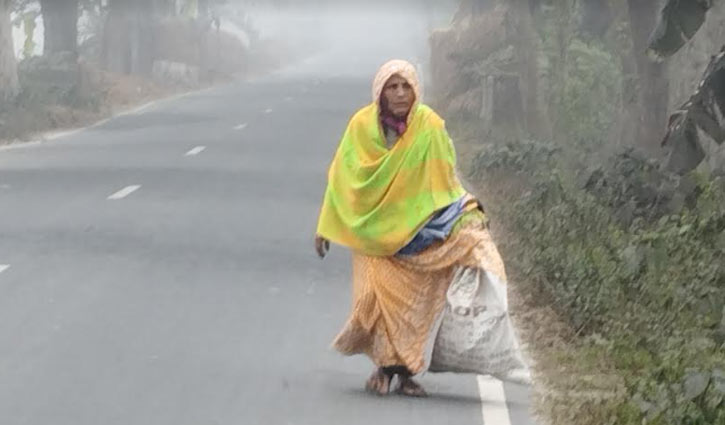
[451,125,725,425]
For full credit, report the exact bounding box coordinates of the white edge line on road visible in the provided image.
[118,87,209,117]
[478,376,513,425]
[108,185,141,200]
[127,101,158,115]
[0,265,9,274]
[234,123,248,130]
[185,146,206,156]
[45,126,98,141]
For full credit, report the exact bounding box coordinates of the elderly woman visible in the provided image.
[315,60,507,397]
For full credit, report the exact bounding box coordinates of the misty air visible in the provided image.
[0,1,724,424]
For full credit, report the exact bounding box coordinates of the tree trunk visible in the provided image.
[607,0,639,149]
[40,0,79,56]
[627,0,670,156]
[0,0,19,103]
[102,0,155,75]
[548,0,575,141]
[580,0,613,39]
[512,0,551,139]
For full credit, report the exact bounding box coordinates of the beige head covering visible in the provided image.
[372,59,422,114]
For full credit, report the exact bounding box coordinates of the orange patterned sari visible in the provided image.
[332,207,506,374]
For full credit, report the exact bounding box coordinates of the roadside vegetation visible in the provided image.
[0,0,293,143]
[433,1,725,423]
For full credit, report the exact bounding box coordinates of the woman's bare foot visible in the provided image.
[396,376,428,397]
[365,368,391,396]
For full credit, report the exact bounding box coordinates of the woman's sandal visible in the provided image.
[365,368,391,396]
[396,377,428,398]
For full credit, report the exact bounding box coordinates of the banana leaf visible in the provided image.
[647,0,713,60]
[662,47,725,174]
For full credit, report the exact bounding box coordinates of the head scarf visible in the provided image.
[372,60,422,134]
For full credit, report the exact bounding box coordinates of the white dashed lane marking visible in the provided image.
[264,108,273,114]
[185,146,206,156]
[0,265,9,274]
[108,185,141,200]
[234,123,248,130]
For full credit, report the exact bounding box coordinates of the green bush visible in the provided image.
[470,140,725,424]
[551,40,622,148]
[535,2,624,151]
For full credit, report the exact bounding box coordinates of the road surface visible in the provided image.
[0,75,537,425]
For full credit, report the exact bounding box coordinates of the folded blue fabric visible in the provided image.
[397,196,467,256]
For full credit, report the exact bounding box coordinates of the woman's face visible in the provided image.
[382,74,415,118]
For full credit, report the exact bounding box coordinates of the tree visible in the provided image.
[512,0,549,139]
[579,0,613,40]
[40,0,79,56]
[647,0,724,174]
[627,0,670,155]
[102,0,154,75]
[20,9,39,59]
[647,0,711,60]
[101,0,219,76]
[0,0,19,102]
[660,48,724,174]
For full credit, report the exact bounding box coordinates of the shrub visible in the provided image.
[468,139,725,424]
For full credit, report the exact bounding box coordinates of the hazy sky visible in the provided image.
[245,2,458,78]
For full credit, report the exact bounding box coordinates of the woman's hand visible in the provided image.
[315,235,330,259]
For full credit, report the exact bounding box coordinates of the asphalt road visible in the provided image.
[0,75,537,425]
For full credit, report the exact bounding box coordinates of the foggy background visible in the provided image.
[12,1,458,80]
[245,1,457,79]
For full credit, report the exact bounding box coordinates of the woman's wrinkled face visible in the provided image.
[382,74,415,118]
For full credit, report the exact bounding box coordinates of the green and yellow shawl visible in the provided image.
[316,103,465,256]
